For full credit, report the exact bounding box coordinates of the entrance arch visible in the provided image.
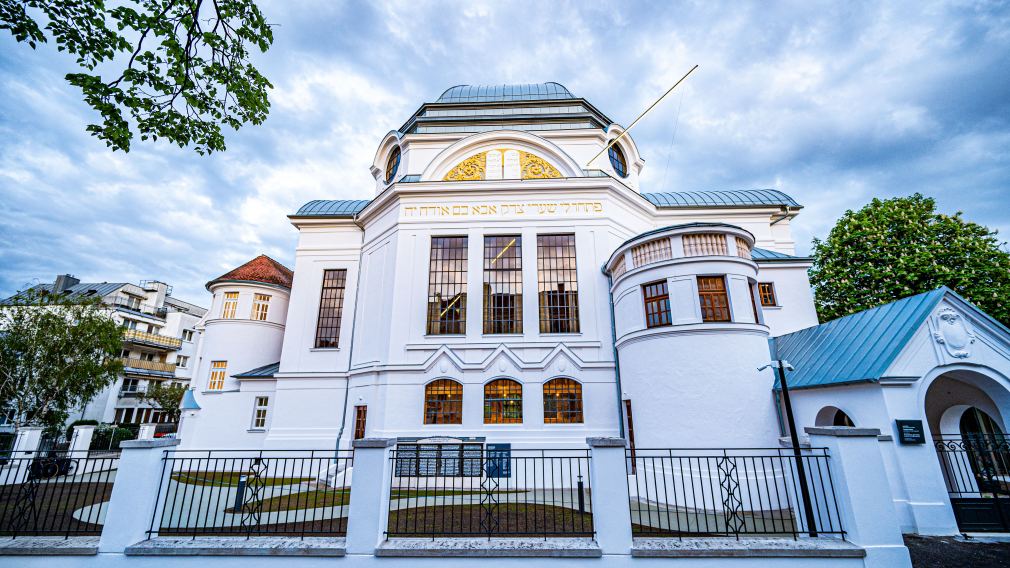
[924,368,1010,532]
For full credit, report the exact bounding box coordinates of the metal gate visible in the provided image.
[935,435,1010,532]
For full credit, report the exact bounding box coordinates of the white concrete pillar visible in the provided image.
[98,438,179,552]
[69,424,96,455]
[806,427,912,568]
[587,437,633,554]
[138,422,157,440]
[890,441,960,535]
[2,427,44,485]
[345,438,394,555]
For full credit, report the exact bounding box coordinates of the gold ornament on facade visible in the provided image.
[443,152,486,181]
[519,151,562,179]
[442,148,562,181]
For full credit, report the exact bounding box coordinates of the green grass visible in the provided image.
[171,472,316,487]
[230,488,527,513]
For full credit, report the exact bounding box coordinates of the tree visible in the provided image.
[140,381,186,423]
[809,193,1010,325]
[0,0,273,154]
[0,288,124,430]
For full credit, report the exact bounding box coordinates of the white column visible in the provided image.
[2,427,44,485]
[806,427,912,568]
[346,438,395,555]
[587,437,633,554]
[138,422,157,440]
[98,438,179,552]
[69,424,96,455]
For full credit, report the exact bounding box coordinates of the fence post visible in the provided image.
[98,438,179,553]
[4,427,43,485]
[346,438,395,555]
[587,437,633,554]
[69,424,96,455]
[138,422,157,440]
[806,427,911,568]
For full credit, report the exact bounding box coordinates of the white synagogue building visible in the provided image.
[180,83,1010,536]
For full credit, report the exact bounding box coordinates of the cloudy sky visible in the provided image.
[1,1,1008,305]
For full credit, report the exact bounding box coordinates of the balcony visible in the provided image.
[118,386,148,398]
[109,297,168,319]
[121,357,177,377]
[122,329,183,350]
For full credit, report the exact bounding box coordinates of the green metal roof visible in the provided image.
[752,248,810,262]
[642,189,800,209]
[772,288,950,390]
[294,200,370,217]
[436,83,575,103]
[233,361,279,379]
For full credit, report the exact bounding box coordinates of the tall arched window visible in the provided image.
[484,379,522,424]
[424,379,463,424]
[543,378,583,424]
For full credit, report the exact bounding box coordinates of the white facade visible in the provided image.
[181,83,1010,537]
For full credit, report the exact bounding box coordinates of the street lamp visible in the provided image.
[759,359,817,537]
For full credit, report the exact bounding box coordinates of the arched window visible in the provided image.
[833,409,855,427]
[484,379,522,424]
[424,379,463,424]
[608,143,628,178]
[543,378,583,424]
[385,146,401,183]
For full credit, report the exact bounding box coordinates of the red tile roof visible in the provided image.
[207,255,294,290]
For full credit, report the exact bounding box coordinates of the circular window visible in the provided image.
[385,146,401,183]
[608,143,628,178]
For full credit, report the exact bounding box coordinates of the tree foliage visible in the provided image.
[809,193,1010,325]
[0,0,273,154]
[0,288,124,430]
[140,381,186,422]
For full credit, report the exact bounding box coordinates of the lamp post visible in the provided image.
[760,359,817,537]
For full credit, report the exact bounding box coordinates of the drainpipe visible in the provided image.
[604,270,626,438]
[334,232,366,456]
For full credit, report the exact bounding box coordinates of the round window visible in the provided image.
[385,146,401,183]
[608,143,628,178]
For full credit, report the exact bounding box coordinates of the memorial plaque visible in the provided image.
[485,443,511,478]
[503,150,520,179]
[485,150,503,180]
[896,420,925,444]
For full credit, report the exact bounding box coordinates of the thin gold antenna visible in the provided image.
[586,64,699,169]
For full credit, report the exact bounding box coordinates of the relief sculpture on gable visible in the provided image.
[443,148,562,181]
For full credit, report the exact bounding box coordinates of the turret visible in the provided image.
[605,223,780,447]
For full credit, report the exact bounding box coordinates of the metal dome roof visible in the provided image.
[435,82,575,103]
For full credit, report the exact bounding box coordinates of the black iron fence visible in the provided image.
[934,435,1010,532]
[627,448,844,539]
[0,451,119,537]
[149,450,354,538]
[935,435,1010,496]
[386,444,593,538]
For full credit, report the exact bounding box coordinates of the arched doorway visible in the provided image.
[926,370,1010,532]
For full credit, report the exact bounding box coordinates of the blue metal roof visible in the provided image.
[772,288,949,390]
[1,282,128,304]
[233,361,280,379]
[294,199,370,217]
[752,248,810,262]
[436,82,575,103]
[642,189,801,209]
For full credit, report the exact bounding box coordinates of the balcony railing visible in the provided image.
[122,329,183,350]
[121,357,177,376]
[109,297,168,319]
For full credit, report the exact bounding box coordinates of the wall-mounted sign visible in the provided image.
[895,420,926,445]
[485,443,511,478]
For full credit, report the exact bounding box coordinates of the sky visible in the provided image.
[1,1,1009,306]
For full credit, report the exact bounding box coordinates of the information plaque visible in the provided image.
[896,420,925,444]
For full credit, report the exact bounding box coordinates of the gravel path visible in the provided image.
[905,535,1010,568]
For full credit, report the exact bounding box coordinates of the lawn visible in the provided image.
[228,488,527,513]
[0,481,113,536]
[170,472,316,487]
